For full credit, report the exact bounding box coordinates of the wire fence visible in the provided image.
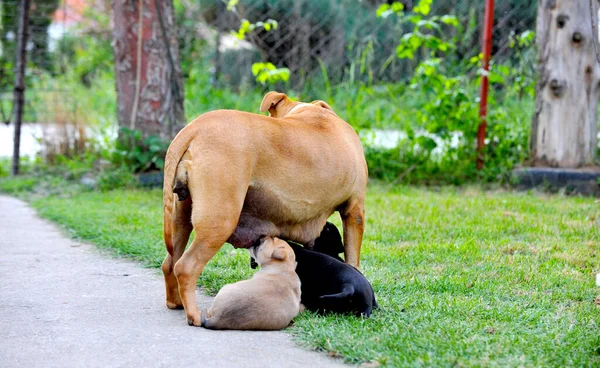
[2,0,538,123]
[1,0,83,126]
[196,0,537,89]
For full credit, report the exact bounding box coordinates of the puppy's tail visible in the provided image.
[163,122,200,256]
[319,283,354,300]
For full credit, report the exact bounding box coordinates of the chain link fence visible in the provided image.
[192,0,537,89]
[1,0,95,160]
[2,0,537,123]
[1,0,82,124]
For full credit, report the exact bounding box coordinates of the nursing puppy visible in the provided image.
[312,222,345,262]
[289,224,377,317]
[249,221,343,268]
[201,237,301,330]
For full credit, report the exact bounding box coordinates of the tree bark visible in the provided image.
[111,0,185,140]
[531,0,600,167]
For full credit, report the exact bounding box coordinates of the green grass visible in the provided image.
[22,185,600,366]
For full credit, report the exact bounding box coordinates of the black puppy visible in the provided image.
[289,242,377,318]
[248,222,377,317]
[311,222,345,262]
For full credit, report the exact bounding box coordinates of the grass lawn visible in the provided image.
[26,184,600,366]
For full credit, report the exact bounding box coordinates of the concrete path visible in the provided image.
[0,196,345,368]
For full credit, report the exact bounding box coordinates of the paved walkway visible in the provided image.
[0,195,345,368]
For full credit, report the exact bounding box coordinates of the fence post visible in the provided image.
[476,0,495,170]
[11,0,32,176]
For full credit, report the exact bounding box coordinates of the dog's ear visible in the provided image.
[260,91,289,116]
[311,100,334,111]
[270,245,288,261]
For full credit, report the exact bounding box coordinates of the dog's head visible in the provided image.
[249,236,296,268]
[312,222,344,260]
[260,91,335,118]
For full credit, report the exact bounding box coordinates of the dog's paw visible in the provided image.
[186,312,202,327]
[166,300,183,310]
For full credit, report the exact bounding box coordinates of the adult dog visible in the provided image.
[162,91,368,326]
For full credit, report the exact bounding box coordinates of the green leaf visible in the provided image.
[413,0,432,15]
[396,46,415,59]
[252,63,265,76]
[376,4,390,17]
[417,20,439,31]
[391,2,404,12]
[518,30,535,47]
[440,15,459,27]
[497,65,511,76]
[488,72,505,85]
[377,2,404,18]
[251,62,290,85]
[226,0,238,11]
[406,15,422,25]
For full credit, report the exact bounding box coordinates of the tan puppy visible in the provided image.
[200,237,300,330]
[162,91,368,326]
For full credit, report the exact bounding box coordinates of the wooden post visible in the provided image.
[530,0,600,167]
[11,0,31,176]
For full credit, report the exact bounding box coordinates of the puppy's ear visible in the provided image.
[260,91,289,116]
[311,100,334,111]
[270,245,288,261]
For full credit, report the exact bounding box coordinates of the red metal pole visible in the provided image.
[477,0,495,170]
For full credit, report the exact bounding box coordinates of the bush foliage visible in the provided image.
[3,0,540,189]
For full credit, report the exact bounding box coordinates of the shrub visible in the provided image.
[96,167,137,192]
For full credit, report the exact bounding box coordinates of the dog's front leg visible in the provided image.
[341,199,365,268]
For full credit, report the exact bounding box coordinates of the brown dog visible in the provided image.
[200,237,300,330]
[162,91,367,326]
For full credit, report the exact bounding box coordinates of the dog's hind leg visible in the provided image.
[173,164,248,326]
[340,197,365,268]
[162,196,193,309]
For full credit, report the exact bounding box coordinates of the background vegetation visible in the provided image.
[0,0,541,186]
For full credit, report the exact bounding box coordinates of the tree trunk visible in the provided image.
[11,0,31,176]
[530,0,600,167]
[111,0,185,140]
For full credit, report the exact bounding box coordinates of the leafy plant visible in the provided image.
[227,8,289,86]
[506,30,537,99]
[370,0,530,183]
[232,18,278,40]
[96,166,137,191]
[251,62,290,85]
[113,128,169,173]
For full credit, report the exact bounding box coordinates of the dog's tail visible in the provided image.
[319,283,355,300]
[163,122,200,257]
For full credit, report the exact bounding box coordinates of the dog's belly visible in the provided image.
[227,185,335,248]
